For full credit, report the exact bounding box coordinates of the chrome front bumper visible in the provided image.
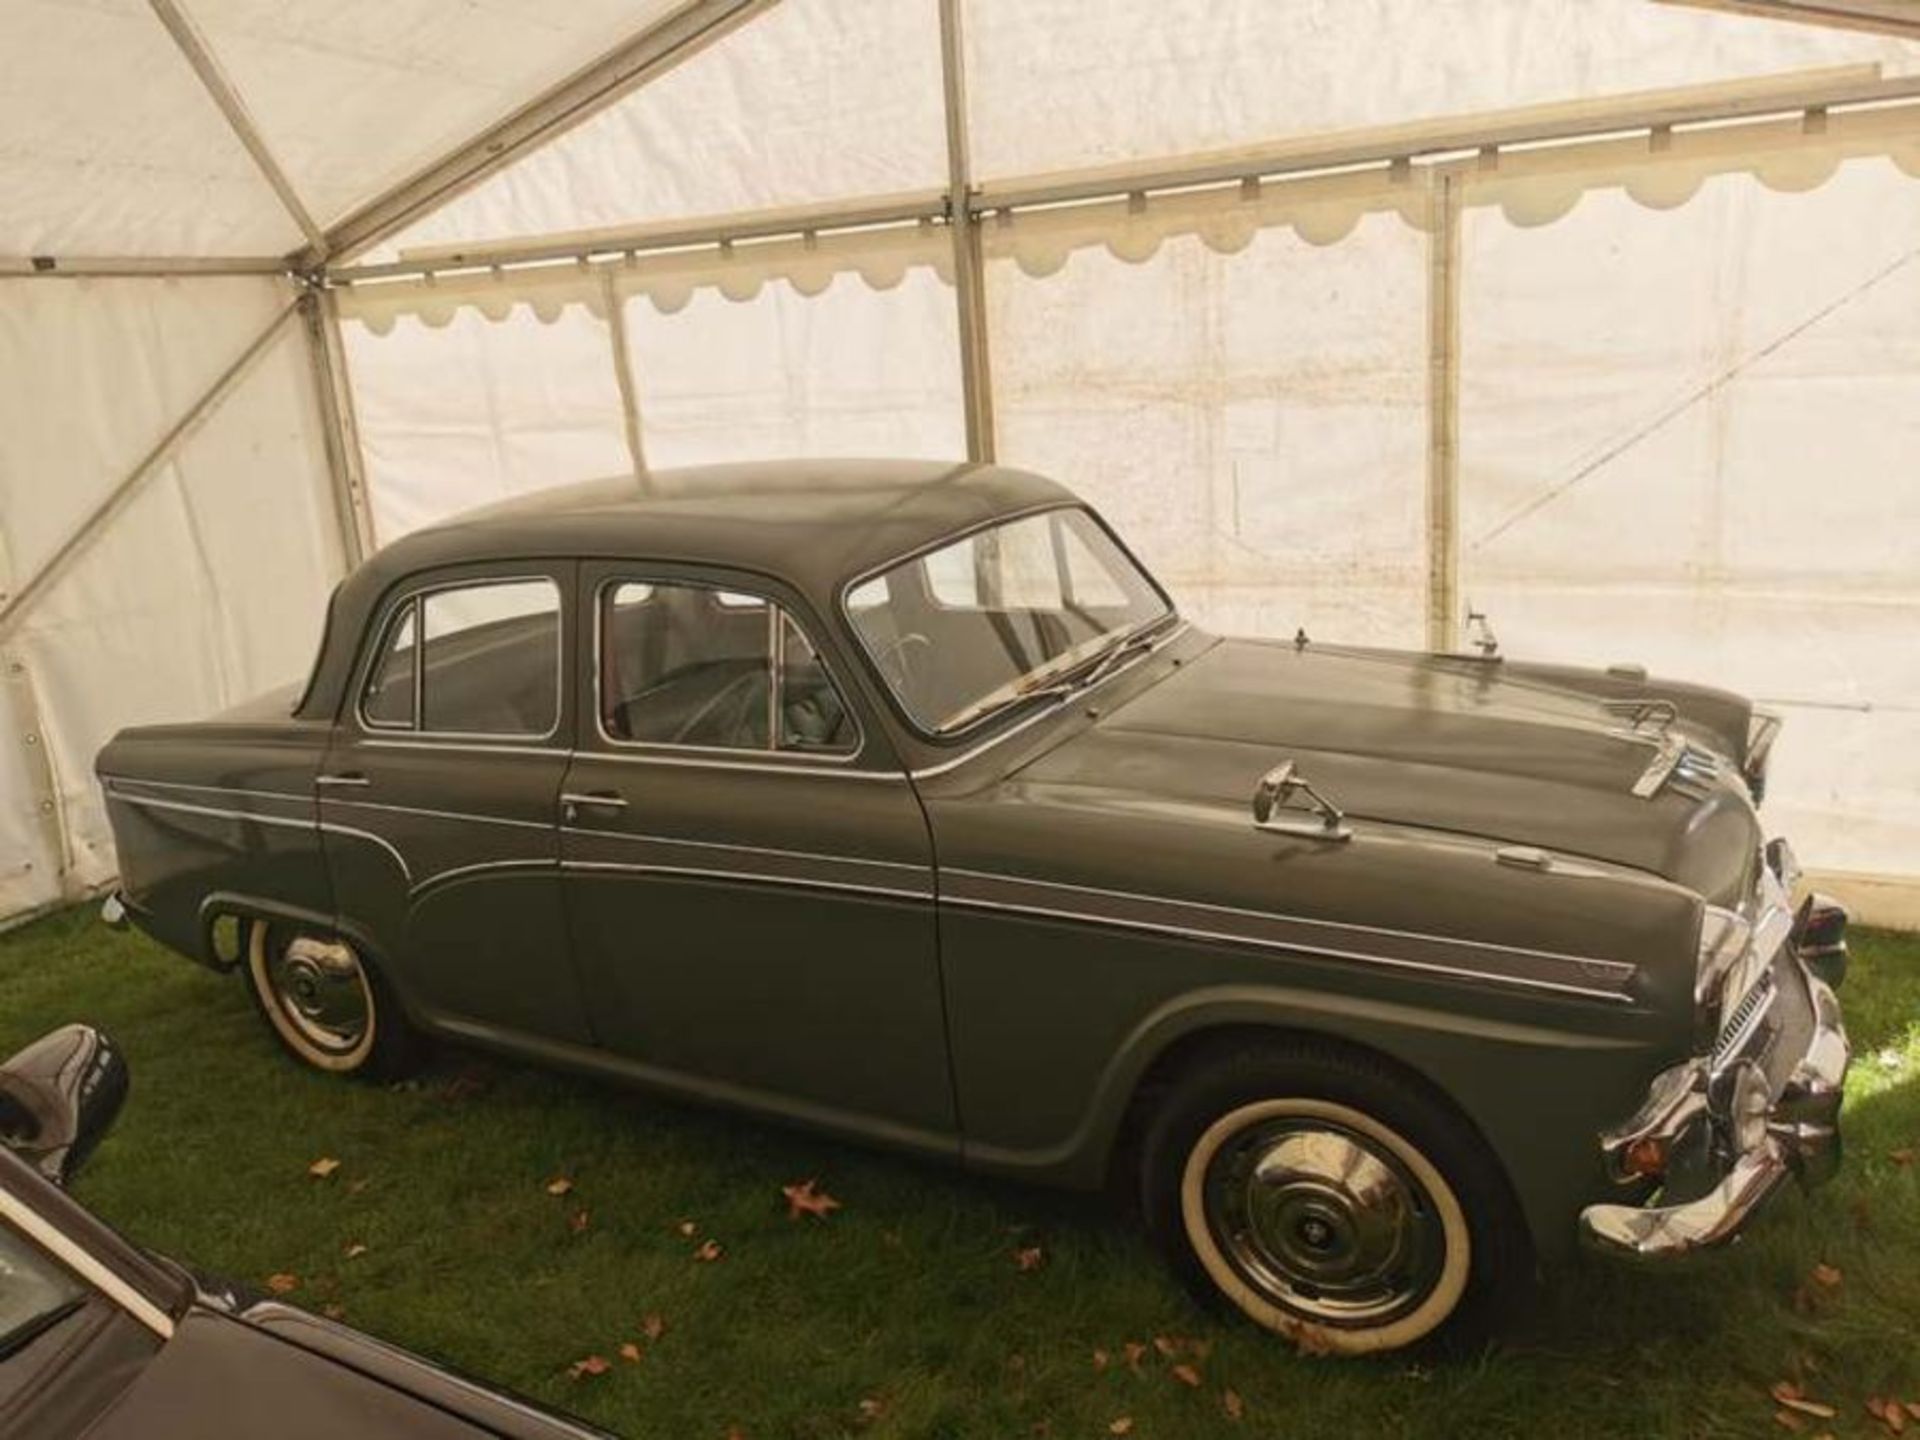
[1579,890,1850,1261]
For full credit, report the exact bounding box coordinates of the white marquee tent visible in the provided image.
[3,0,1919,927]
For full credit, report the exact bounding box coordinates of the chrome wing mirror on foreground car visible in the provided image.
[1251,761,1353,842]
[0,1025,128,1187]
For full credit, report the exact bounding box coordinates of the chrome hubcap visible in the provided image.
[1204,1118,1444,1327]
[268,936,370,1055]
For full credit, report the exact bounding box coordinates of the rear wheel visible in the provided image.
[244,919,417,1079]
[1140,1039,1529,1356]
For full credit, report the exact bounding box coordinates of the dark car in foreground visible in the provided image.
[0,1024,612,1440]
[95,459,1851,1354]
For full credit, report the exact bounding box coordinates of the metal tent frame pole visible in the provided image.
[300,289,376,568]
[1425,171,1463,653]
[938,0,995,463]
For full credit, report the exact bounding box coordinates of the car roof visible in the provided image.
[298,458,1076,720]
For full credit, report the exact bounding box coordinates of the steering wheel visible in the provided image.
[872,632,932,693]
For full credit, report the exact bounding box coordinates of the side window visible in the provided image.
[359,578,561,738]
[600,581,855,756]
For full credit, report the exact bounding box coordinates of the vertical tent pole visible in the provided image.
[601,271,651,486]
[300,287,375,567]
[938,0,996,463]
[1425,169,1464,652]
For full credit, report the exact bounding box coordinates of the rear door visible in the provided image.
[317,563,590,1045]
[558,564,954,1151]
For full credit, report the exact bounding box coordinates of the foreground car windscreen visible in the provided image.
[845,506,1170,734]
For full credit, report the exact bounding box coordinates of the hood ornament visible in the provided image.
[1252,760,1353,842]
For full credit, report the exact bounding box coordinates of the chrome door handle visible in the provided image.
[315,772,371,788]
[561,791,627,821]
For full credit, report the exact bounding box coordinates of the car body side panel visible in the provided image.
[95,710,333,965]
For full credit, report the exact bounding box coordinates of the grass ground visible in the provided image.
[2,911,1916,1440]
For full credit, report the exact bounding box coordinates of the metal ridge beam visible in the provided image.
[327,191,948,287]
[1,256,287,278]
[975,68,1920,214]
[1655,0,1920,40]
[148,0,324,254]
[312,0,779,269]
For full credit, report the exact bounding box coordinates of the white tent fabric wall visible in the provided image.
[6,0,1920,926]
[1458,153,1920,887]
[0,275,342,918]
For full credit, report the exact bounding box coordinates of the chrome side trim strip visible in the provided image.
[945,867,1636,982]
[326,796,553,832]
[106,789,415,884]
[410,857,558,900]
[559,826,927,873]
[579,749,906,781]
[941,868,1636,1002]
[563,860,929,903]
[105,791,314,830]
[359,738,573,757]
[0,1189,175,1340]
[100,775,311,808]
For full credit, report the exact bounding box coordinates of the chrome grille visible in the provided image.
[1713,970,1775,1067]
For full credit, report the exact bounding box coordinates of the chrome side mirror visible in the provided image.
[1252,761,1352,842]
[0,1025,128,1187]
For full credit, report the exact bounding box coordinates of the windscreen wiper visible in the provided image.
[935,614,1177,734]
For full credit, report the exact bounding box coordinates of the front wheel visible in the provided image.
[244,920,418,1080]
[1139,1039,1530,1356]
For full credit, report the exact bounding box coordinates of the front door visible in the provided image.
[559,564,953,1150]
[317,563,590,1045]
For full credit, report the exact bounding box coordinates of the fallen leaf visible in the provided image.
[724,1429,746,1440]
[1891,1147,1917,1167]
[1810,1263,1842,1289]
[1223,1389,1245,1422]
[1123,1341,1147,1373]
[1108,1420,1133,1437]
[1870,1398,1888,1419]
[1771,1382,1836,1419]
[1171,1363,1203,1389]
[568,1208,591,1235]
[1091,1348,1110,1372]
[347,1178,371,1196]
[307,1157,341,1180]
[1153,1335,1180,1358]
[641,1313,666,1342]
[1013,1245,1045,1272]
[343,1242,369,1260]
[692,1239,724,1263]
[567,1355,611,1381]
[545,1176,574,1197]
[618,1342,642,1364]
[1774,1412,1804,1434]
[781,1178,843,1221]
[1907,1404,1920,1421]
[322,1304,345,1321]
[857,1396,887,1422]
[676,1219,697,1238]
[265,1273,299,1295]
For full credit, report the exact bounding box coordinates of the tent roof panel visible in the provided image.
[376,0,946,263]
[182,0,688,235]
[0,0,299,256]
[961,0,1920,183]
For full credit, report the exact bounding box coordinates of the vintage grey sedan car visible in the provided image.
[96,460,1850,1355]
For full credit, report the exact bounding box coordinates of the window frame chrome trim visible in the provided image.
[351,572,567,745]
[0,1189,175,1341]
[589,572,868,770]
